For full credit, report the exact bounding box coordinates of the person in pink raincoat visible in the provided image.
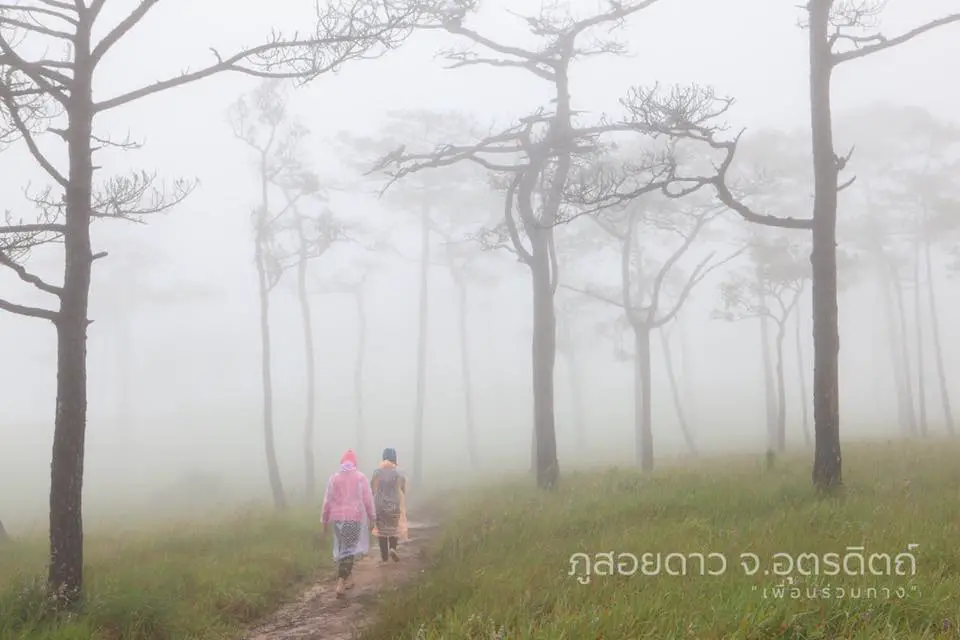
[321,449,375,598]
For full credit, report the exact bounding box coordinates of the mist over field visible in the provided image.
[3,1,960,638]
[1,0,958,539]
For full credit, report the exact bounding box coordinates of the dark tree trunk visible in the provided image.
[912,232,928,436]
[530,235,559,489]
[295,212,317,500]
[658,327,697,456]
[0,518,8,543]
[876,252,916,434]
[889,260,919,435]
[255,159,286,510]
[794,292,811,446]
[354,287,367,458]
[809,0,842,491]
[774,320,788,452]
[48,48,95,607]
[453,277,479,468]
[632,323,654,472]
[50,309,91,605]
[412,204,430,485]
[923,237,955,434]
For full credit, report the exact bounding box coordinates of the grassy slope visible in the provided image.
[364,440,960,639]
[0,510,328,640]
[2,440,958,640]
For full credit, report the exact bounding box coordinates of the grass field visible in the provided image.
[0,509,328,640]
[3,440,959,639]
[364,439,960,639]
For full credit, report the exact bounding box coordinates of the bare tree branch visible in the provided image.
[0,248,62,295]
[434,0,661,75]
[90,0,159,65]
[0,3,77,26]
[620,84,815,230]
[832,11,960,65]
[95,0,466,113]
[0,77,67,185]
[560,282,623,308]
[654,245,745,327]
[644,206,720,322]
[0,32,69,104]
[716,232,810,326]
[0,222,64,234]
[22,173,197,223]
[0,295,57,320]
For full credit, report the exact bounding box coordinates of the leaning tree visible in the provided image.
[621,1,960,492]
[228,79,348,505]
[228,80,306,510]
[373,0,693,489]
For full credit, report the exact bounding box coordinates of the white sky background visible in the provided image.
[1,0,959,528]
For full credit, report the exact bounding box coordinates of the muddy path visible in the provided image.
[244,519,439,640]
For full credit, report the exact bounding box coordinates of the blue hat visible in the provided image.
[382,448,397,463]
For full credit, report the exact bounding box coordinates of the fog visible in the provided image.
[2,0,959,532]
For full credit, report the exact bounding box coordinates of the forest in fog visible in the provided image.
[1,0,959,606]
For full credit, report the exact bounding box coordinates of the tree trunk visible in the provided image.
[809,0,842,491]
[354,287,367,459]
[48,60,95,607]
[412,204,430,485]
[658,326,696,456]
[774,319,788,452]
[634,324,654,472]
[530,236,559,489]
[453,278,479,468]
[889,260,919,435]
[794,291,811,446]
[0,518,7,543]
[912,231,928,436]
[295,213,316,500]
[757,280,777,450]
[255,160,286,510]
[875,252,916,434]
[923,236,955,434]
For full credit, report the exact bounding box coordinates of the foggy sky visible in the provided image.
[2,0,958,530]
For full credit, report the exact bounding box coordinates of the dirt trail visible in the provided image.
[244,520,438,640]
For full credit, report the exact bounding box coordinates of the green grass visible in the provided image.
[0,509,329,640]
[364,439,960,639]
[5,440,960,639]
